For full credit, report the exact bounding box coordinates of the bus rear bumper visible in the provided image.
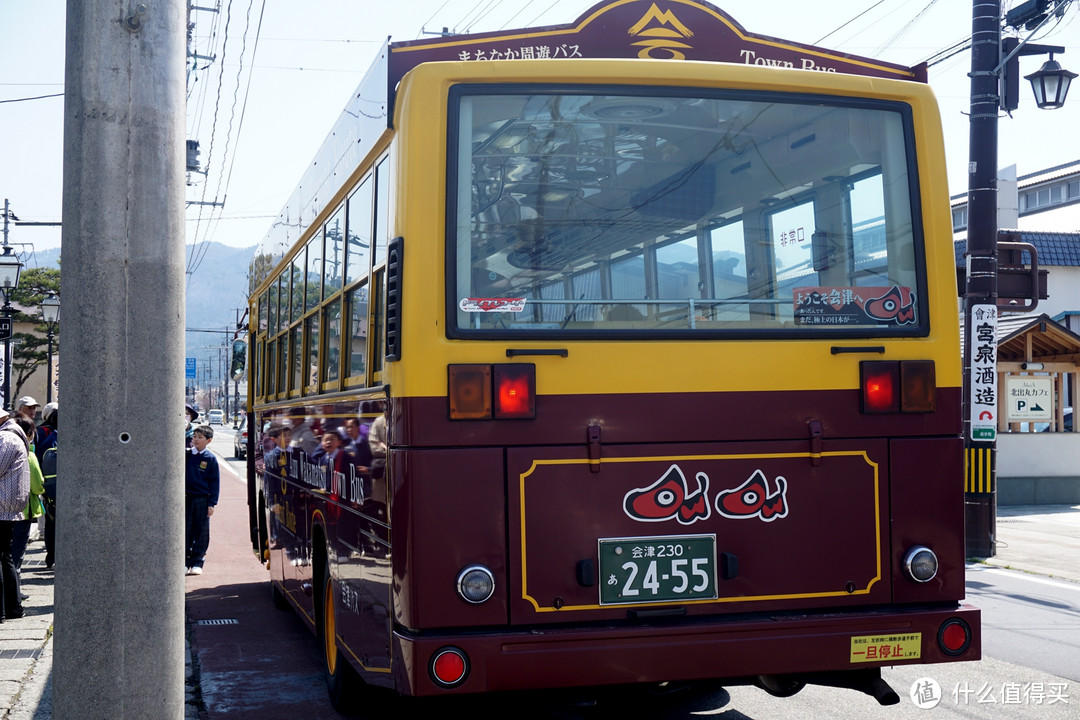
[393,603,980,696]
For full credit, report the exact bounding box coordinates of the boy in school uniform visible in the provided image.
[185,425,220,576]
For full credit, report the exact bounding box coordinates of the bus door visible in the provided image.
[506,439,890,625]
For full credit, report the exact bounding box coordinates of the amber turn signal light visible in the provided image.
[448,364,491,419]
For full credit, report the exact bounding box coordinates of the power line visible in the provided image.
[0,92,64,104]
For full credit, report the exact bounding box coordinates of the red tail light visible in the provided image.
[494,364,535,419]
[938,618,972,656]
[861,360,936,414]
[861,361,900,413]
[430,647,469,687]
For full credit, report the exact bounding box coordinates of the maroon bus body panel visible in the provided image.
[392,604,981,696]
[506,439,890,624]
[391,447,509,630]
[889,436,967,604]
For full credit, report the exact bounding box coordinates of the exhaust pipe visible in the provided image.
[756,669,900,706]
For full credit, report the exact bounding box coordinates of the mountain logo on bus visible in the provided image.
[623,465,790,525]
[628,4,694,60]
[715,469,789,522]
[623,464,711,524]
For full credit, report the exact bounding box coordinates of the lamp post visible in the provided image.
[963,0,1074,558]
[0,246,23,411]
[41,293,60,404]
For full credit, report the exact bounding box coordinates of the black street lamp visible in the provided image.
[0,246,23,411]
[1025,54,1077,109]
[41,293,60,404]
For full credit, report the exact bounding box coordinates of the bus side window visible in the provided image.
[255,338,265,400]
[305,313,320,394]
[373,157,390,267]
[371,269,385,379]
[290,327,302,396]
[323,298,342,387]
[347,284,368,384]
[325,205,345,293]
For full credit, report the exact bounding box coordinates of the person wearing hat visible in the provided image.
[0,408,30,620]
[185,404,199,449]
[34,402,58,463]
[15,397,39,424]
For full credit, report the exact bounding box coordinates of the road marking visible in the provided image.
[967,563,1080,592]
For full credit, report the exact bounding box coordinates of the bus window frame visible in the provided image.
[444,83,931,342]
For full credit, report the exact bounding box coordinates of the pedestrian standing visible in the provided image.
[185,424,220,575]
[10,417,45,598]
[0,408,30,621]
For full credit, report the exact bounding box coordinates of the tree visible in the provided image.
[10,266,61,402]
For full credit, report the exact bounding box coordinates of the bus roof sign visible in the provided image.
[388,0,926,90]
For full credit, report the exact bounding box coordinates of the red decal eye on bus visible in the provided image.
[624,465,710,525]
[864,286,916,324]
[716,470,788,522]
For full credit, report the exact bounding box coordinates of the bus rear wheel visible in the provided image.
[319,559,362,712]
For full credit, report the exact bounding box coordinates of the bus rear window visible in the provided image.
[449,88,926,337]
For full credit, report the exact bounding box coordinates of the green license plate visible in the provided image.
[598,534,717,605]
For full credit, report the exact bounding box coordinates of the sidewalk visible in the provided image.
[3,503,1079,719]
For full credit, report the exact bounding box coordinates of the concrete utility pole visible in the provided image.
[56,2,187,718]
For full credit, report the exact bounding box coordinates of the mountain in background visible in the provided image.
[28,242,256,373]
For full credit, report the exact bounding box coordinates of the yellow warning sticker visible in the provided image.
[850,633,922,663]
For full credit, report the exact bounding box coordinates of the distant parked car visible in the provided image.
[208,409,224,425]
[234,416,248,459]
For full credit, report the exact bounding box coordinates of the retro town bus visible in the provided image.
[244,0,980,711]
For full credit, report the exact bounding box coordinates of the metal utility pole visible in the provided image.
[56,1,187,718]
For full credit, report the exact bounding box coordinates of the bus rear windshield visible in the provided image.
[449,87,927,338]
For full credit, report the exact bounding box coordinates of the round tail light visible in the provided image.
[938,618,972,656]
[430,647,469,688]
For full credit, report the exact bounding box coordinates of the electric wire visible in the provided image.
[875,0,941,56]
[499,0,540,30]
[466,0,507,32]
[0,93,64,104]
[453,0,489,33]
[814,0,887,45]
[525,0,562,28]
[203,0,263,261]
[189,0,238,277]
[419,0,453,37]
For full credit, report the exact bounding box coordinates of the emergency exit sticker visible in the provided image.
[850,633,922,663]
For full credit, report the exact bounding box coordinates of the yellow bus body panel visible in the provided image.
[388,59,959,398]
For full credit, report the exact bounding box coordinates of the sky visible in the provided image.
[1,0,1078,273]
